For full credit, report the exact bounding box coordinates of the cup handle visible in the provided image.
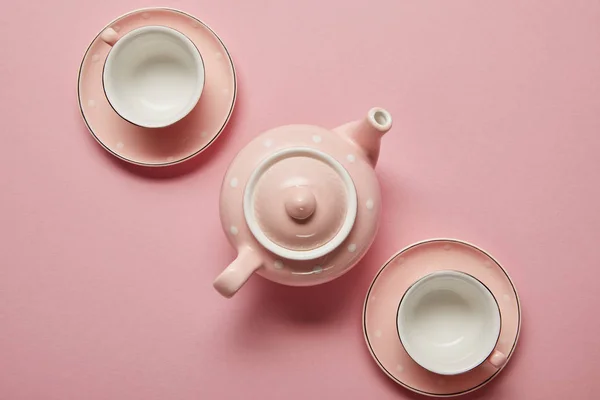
[100,27,119,46]
[487,350,508,369]
[213,247,263,298]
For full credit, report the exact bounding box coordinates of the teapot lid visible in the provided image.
[243,147,357,260]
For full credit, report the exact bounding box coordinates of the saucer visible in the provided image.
[363,239,521,397]
[77,8,236,166]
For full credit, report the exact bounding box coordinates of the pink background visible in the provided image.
[1,1,599,399]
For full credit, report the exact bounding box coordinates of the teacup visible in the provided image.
[100,26,205,128]
[397,271,507,375]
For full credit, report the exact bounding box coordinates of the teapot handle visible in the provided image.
[213,247,263,298]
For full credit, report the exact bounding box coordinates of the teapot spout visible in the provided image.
[333,108,392,167]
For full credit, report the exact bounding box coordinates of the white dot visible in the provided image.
[91,53,101,62]
[201,131,208,138]
[112,25,121,32]
[215,52,223,59]
[312,135,322,143]
[141,12,150,19]
[313,266,323,274]
[346,154,356,162]
[264,139,273,147]
[396,364,404,372]
[371,296,377,302]
[116,142,124,149]
[503,294,511,302]
[230,178,238,188]
[87,99,96,107]
[222,88,229,95]
[166,156,174,162]
[347,243,357,253]
[374,330,382,338]
[366,199,374,210]
[444,244,451,250]
[274,260,283,269]
[230,226,239,235]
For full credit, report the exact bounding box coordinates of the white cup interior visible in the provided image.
[397,271,501,375]
[103,26,205,128]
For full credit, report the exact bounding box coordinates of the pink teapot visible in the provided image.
[213,108,393,297]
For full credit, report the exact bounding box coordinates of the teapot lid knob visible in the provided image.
[284,186,316,221]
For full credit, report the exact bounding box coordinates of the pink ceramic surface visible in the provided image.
[253,155,350,251]
[364,239,521,397]
[3,1,600,399]
[213,109,392,297]
[78,8,236,166]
